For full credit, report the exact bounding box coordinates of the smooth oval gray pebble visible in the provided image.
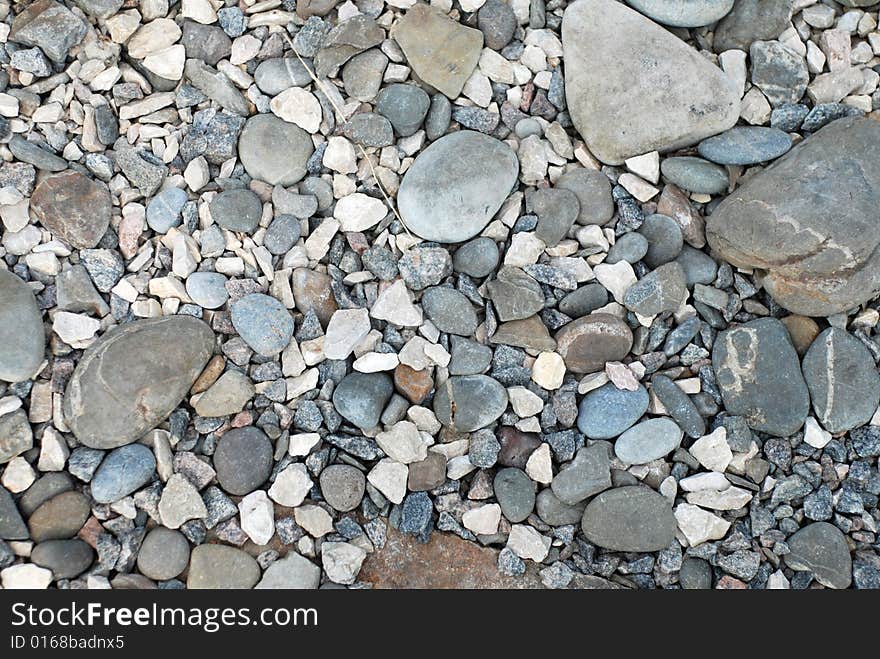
[581,485,676,552]
[239,114,313,186]
[230,293,294,356]
[0,270,45,383]
[377,83,430,137]
[625,0,735,27]
[453,237,500,278]
[31,539,94,579]
[333,372,394,429]
[319,464,366,512]
[614,417,683,464]
[698,126,793,165]
[137,527,191,581]
[209,188,263,233]
[146,187,188,233]
[577,383,649,439]
[187,544,261,589]
[786,521,852,589]
[421,286,478,336]
[433,375,508,432]
[661,156,729,194]
[90,444,156,504]
[186,271,229,310]
[213,426,273,496]
[494,468,535,523]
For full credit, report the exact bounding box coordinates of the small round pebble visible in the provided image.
[231,293,295,356]
[209,188,263,233]
[213,426,273,495]
[377,83,431,137]
[638,213,684,268]
[137,527,191,580]
[319,465,366,512]
[453,237,500,278]
[264,214,302,255]
[186,271,230,310]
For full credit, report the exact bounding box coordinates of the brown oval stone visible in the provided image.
[407,451,446,492]
[496,427,541,468]
[781,315,820,356]
[190,355,227,394]
[292,268,337,328]
[555,313,633,374]
[28,491,90,543]
[30,171,112,249]
[394,363,433,404]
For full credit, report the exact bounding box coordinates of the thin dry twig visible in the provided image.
[281,32,413,238]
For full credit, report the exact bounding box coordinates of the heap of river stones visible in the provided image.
[1,0,880,590]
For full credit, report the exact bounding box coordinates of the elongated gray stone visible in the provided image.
[707,117,880,316]
[398,131,518,243]
[0,270,44,383]
[90,444,157,504]
[64,316,214,449]
[711,318,809,437]
[562,0,739,165]
[624,0,734,27]
[802,328,880,434]
[614,418,683,464]
[581,486,676,552]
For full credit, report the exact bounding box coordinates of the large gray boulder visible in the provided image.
[562,0,739,165]
[64,316,214,449]
[707,117,880,317]
[712,318,809,437]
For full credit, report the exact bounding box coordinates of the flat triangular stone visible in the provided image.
[562,0,739,165]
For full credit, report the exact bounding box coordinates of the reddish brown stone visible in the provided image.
[407,451,446,492]
[555,313,633,374]
[781,315,820,356]
[30,171,112,249]
[291,268,337,327]
[716,575,748,589]
[657,184,705,248]
[76,516,105,550]
[394,363,433,404]
[191,355,226,394]
[497,427,541,468]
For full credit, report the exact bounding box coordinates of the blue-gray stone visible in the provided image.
[651,374,706,439]
[31,539,93,579]
[452,237,499,278]
[377,83,430,137]
[605,232,648,265]
[614,417,683,464]
[494,468,535,523]
[333,372,394,429]
[674,244,718,287]
[185,272,229,310]
[433,375,508,432]
[624,0,734,27]
[421,286,478,335]
[0,486,28,540]
[581,485,675,552]
[577,383,649,439]
[214,426,273,495]
[90,444,157,504]
[146,187,188,233]
[698,126,792,165]
[0,269,45,383]
[785,522,852,589]
[209,188,262,233]
[638,213,684,268]
[802,328,880,434]
[230,293,294,356]
[263,214,302,255]
[660,156,729,194]
[399,491,433,542]
[550,443,611,504]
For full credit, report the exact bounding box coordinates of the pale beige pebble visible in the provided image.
[148,276,192,302]
[25,253,61,277]
[353,329,382,358]
[0,396,21,417]
[740,86,772,125]
[132,299,162,317]
[398,336,430,370]
[531,351,565,390]
[515,417,541,433]
[479,48,515,84]
[718,49,748,98]
[507,386,544,417]
[843,94,873,112]
[685,485,753,511]
[1,457,35,493]
[181,0,217,24]
[675,378,701,395]
[375,421,431,464]
[158,473,208,529]
[288,433,321,457]
[462,70,493,107]
[679,471,729,492]
[1,201,30,234]
[384,63,411,83]
[504,232,545,267]
[334,192,387,232]
[106,10,141,43]
[507,524,550,561]
[127,19,181,59]
[270,87,322,133]
[294,504,334,537]
[119,92,176,121]
[689,427,733,472]
[239,490,275,545]
[1,564,53,589]
[371,279,422,327]
[803,416,832,449]
[674,503,730,547]
[518,134,549,185]
[305,218,339,261]
[323,308,371,360]
[447,455,476,480]
[550,255,594,282]
[32,102,63,123]
[578,371,609,394]
[110,279,139,304]
[604,362,640,392]
[367,458,408,504]
[406,406,441,434]
[323,136,357,174]
[321,542,367,585]
[806,40,827,74]
[767,570,790,589]
[525,443,553,484]
[423,341,451,367]
[268,463,313,507]
[52,311,100,348]
[544,121,574,159]
[594,261,637,304]
[520,44,547,72]
[459,0,487,11]
[852,40,874,64]
[353,352,399,373]
[618,173,658,202]
[287,368,320,400]
[461,502,501,535]
[184,156,209,192]
[576,224,609,251]
[299,338,325,366]
[143,45,185,80]
[820,28,852,72]
[230,34,261,65]
[779,27,806,57]
[624,151,660,184]
[172,234,199,279]
[524,28,563,57]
